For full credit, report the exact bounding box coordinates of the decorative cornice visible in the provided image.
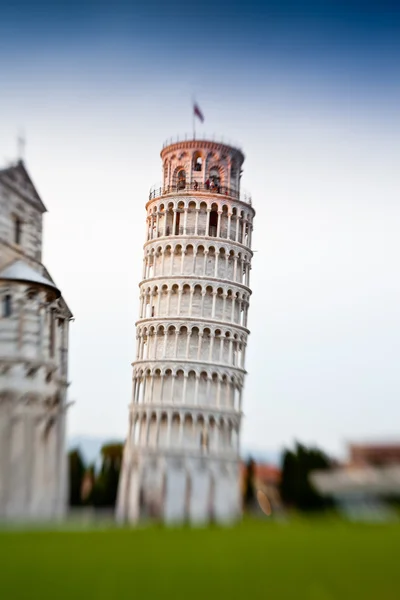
[143,235,254,256]
[138,274,252,294]
[145,191,254,214]
[136,315,250,335]
[129,447,240,465]
[160,139,244,164]
[130,401,242,417]
[132,357,247,375]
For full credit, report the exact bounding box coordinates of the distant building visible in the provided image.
[0,160,72,520]
[311,442,400,521]
[239,461,282,512]
[349,443,400,467]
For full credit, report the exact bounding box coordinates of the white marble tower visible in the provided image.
[117,138,255,524]
[0,160,72,520]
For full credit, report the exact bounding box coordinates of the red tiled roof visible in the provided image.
[240,461,281,485]
[349,443,400,465]
[350,443,400,452]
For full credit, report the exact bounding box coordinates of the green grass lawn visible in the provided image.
[0,517,399,599]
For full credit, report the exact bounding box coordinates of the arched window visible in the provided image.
[2,294,12,318]
[148,254,154,278]
[200,429,209,453]
[209,203,218,237]
[177,169,186,190]
[49,309,56,357]
[145,300,152,318]
[14,217,22,245]
[209,168,220,189]
[193,153,202,172]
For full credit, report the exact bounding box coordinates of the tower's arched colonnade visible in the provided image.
[117,139,255,525]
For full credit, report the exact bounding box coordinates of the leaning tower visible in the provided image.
[117,138,255,525]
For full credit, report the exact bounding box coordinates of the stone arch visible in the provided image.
[176,326,188,358]
[220,375,229,408]
[169,284,179,314]
[198,202,207,236]
[191,284,202,316]
[164,204,174,236]
[217,247,227,279]
[174,202,184,234]
[188,326,200,360]
[175,369,185,403]
[205,245,216,276]
[231,206,238,241]
[172,165,186,188]
[202,285,212,316]
[214,286,224,320]
[159,411,168,447]
[198,371,208,406]
[209,415,218,451]
[208,164,224,188]
[170,412,181,447]
[180,283,191,315]
[197,412,205,427]
[208,203,219,237]
[194,245,205,277]
[230,161,238,187]
[193,151,203,172]
[213,328,223,363]
[148,412,158,447]
[201,328,211,364]
[186,201,197,235]
[139,412,147,445]
[183,413,194,449]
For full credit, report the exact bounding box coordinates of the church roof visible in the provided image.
[0,160,47,213]
[0,260,60,297]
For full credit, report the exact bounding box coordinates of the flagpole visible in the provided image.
[192,97,195,140]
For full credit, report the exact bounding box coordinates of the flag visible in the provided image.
[194,103,204,123]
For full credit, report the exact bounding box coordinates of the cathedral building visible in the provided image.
[117,138,255,524]
[0,160,72,520]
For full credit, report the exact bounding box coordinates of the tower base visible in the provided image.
[116,451,242,526]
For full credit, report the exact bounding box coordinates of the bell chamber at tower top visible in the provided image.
[146,139,255,245]
[149,139,252,204]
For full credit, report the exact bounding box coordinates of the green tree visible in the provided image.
[243,457,256,510]
[280,442,333,511]
[92,442,124,508]
[68,448,86,507]
[81,464,96,505]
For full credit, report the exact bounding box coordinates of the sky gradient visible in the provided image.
[1,1,399,458]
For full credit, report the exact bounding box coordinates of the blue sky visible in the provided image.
[1,1,399,458]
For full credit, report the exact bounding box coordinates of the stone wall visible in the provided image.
[0,179,43,265]
[0,162,71,521]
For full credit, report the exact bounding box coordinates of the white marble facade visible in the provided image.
[0,160,72,520]
[117,139,255,525]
